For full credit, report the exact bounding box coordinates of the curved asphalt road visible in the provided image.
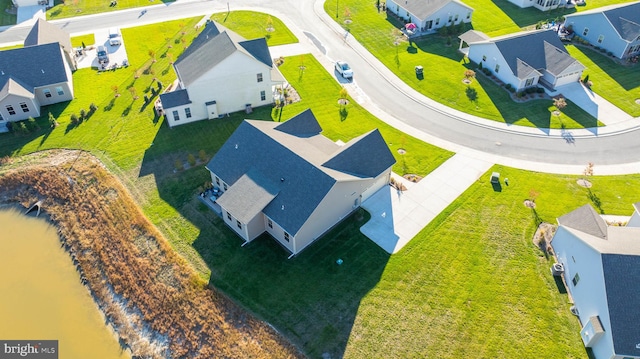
[1,0,638,173]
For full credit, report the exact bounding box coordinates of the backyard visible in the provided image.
[1,10,639,359]
[324,0,638,128]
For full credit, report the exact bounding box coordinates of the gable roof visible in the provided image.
[558,204,607,239]
[24,18,73,54]
[0,43,69,92]
[216,168,280,224]
[174,21,274,87]
[206,109,395,235]
[399,0,472,21]
[491,30,583,79]
[0,78,34,100]
[567,1,640,42]
[159,88,191,109]
[322,129,396,178]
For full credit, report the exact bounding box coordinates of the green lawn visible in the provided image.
[0,0,15,26]
[211,10,299,46]
[567,44,640,117]
[323,0,602,129]
[71,33,96,48]
[46,0,174,20]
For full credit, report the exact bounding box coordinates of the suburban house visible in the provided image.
[506,0,565,11]
[459,29,585,92]
[550,203,640,359]
[386,0,473,33]
[159,20,285,128]
[205,109,396,256]
[12,0,45,8]
[0,42,74,126]
[563,1,640,59]
[24,18,77,71]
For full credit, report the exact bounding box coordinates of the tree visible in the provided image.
[148,49,156,63]
[112,85,120,98]
[339,86,348,106]
[48,112,58,128]
[553,96,567,116]
[266,16,274,31]
[128,86,138,100]
[464,69,476,80]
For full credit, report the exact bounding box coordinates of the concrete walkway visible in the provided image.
[361,154,493,253]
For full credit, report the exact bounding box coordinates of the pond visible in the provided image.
[0,208,130,359]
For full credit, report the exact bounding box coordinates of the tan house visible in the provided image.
[206,109,396,256]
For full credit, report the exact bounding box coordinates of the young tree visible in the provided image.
[464,69,476,80]
[148,49,156,63]
[553,96,566,116]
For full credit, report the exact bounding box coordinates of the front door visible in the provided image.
[426,20,433,30]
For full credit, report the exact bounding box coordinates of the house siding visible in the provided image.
[628,211,640,227]
[264,215,294,253]
[34,81,73,106]
[467,43,523,90]
[220,206,250,242]
[551,227,617,359]
[178,51,278,122]
[565,13,630,59]
[164,104,198,128]
[0,94,40,122]
[387,0,472,32]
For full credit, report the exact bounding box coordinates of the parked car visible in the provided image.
[108,28,121,46]
[97,45,109,64]
[335,60,353,79]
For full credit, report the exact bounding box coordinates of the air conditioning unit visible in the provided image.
[570,306,579,316]
[551,263,565,276]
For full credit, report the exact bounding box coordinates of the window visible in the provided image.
[257,73,263,82]
[236,220,242,229]
[20,102,29,113]
[448,15,453,23]
[284,232,290,242]
[215,176,220,185]
[482,55,486,62]
[6,105,15,115]
[466,11,471,19]
[55,86,64,96]
[43,89,52,98]
[582,28,589,36]
[172,110,180,121]
[572,273,580,286]
[495,64,500,73]
[435,18,440,25]
[227,212,231,221]
[185,108,192,118]
[597,35,604,44]
[267,219,273,229]
[260,90,266,101]
[454,14,459,22]
[525,78,534,87]
[223,183,228,191]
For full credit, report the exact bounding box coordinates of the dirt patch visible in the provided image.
[576,179,592,188]
[462,79,472,85]
[635,99,640,105]
[523,199,536,208]
[533,222,556,255]
[397,148,406,155]
[337,99,349,106]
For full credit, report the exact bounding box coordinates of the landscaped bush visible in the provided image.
[198,150,207,162]
[516,91,525,98]
[607,51,613,56]
[525,87,536,94]
[187,153,196,167]
[536,87,545,94]
[70,113,79,125]
[26,117,39,132]
[505,83,512,90]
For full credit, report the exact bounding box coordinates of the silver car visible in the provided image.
[335,60,353,79]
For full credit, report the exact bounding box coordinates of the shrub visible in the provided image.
[187,153,196,166]
[536,87,545,94]
[599,47,606,52]
[526,87,536,94]
[505,83,512,90]
[89,103,98,112]
[198,150,207,162]
[483,68,491,76]
[48,112,58,128]
[26,117,39,131]
[70,113,79,125]
[478,61,483,70]
[508,86,515,93]
[14,121,28,135]
[607,51,613,56]
[516,91,525,98]
[79,109,87,119]
[582,74,590,84]
[174,160,183,171]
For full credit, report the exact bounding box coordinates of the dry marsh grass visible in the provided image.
[0,150,303,359]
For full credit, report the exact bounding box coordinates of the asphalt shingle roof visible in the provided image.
[24,18,73,54]
[0,78,34,100]
[323,129,396,178]
[216,168,279,224]
[274,108,322,137]
[399,0,472,21]
[558,204,607,239]
[159,88,191,109]
[601,1,640,42]
[0,43,69,92]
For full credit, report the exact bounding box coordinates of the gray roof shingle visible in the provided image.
[216,168,279,224]
[601,253,640,356]
[601,2,640,41]
[558,204,607,239]
[0,78,34,100]
[174,21,274,87]
[24,18,72,54]
[274,108,322,137]
[323,129,396,178]
[399,0,472,21]
[159,88,191,109]
[0,43,69,92]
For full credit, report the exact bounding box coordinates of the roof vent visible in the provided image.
[41,69,44,74]
[234,143,238,149]
[281,205,285,210]
[0,71,4,75]
[280,177,285,182]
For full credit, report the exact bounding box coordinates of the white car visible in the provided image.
[108,28,122,46]
[335,60,353,79]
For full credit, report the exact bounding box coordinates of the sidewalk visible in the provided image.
[361,154,493,253]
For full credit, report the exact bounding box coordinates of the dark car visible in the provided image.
[97,45,109,64]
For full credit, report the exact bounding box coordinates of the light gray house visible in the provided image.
[0,42,74,126]
[506,0,565,12]
[564,1,640,59]
[206,109,396,256]
[460,29,584,91]
[386,0,473,33]
[159,20,285,128]
[550,203,640,359]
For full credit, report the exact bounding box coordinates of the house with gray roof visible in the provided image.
[24,18,76,71]
[206,109,396,256]
[386,0,473,34]
[564,1,640,59]
[0,41,74,127]
[159,20,285,128]
[507,0,565,12]
[460,29,584,92]
[550,203,640,359]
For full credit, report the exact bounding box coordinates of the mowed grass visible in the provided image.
[342,167,640,358]
[46,0,174,20]
[71,33,96,48]
[0,0,15,26]
[567,44,640,117]
[210,10,299,46]
[323,0,601,128]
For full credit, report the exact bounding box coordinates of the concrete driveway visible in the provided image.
[361,154,493,253]
[555,82,632,125]
[76,28,129,70]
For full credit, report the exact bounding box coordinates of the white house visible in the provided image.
[12,0,43,8]
[564,1,640,59]
[386,0,473,33]
[159,20,285,128]
[459,29,584,91]
[0,42,74,127]
[550,203,640,359]
[506,0,565,11]
[205,109,396,256]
